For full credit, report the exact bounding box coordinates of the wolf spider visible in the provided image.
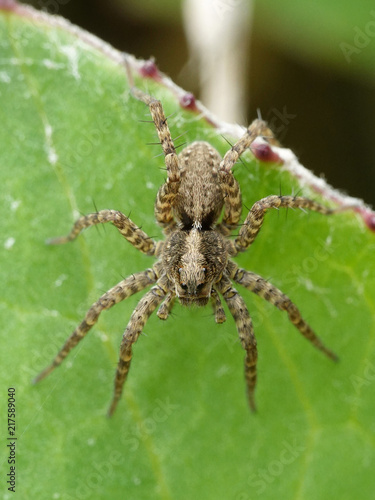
[34,61,338,416]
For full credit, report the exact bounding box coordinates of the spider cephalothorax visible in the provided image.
[163,226,228,306]
[34,60,338,415]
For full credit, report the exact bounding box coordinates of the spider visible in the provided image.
[34,60,338,416]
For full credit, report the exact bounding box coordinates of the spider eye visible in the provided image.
[180,283,188,291]
[196,283,204,291]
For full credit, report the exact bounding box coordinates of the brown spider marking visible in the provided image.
[34,58,340,416]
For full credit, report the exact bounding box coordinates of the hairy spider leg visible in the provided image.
[157,291,176,320]
[154,182,178,233]
[33,268,159,384]
[216,118,278,236]
[133,88,179,231]
[211,288,227,324]
[217,170,242,236]
[125,59,180,233]
[230,264,338,361]
[219,119,277,174]
[47,209,161,257]
[217,276,258,412]
[108,276,169,416]
[233,195,335,254]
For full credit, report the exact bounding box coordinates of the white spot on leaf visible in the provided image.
[44,122,58,165]
[4,237,15,250]
[54,274,68,287]
[0,71,11,83]
[60,45,80,80]
[11,200,21,211]
[42,59,65,71]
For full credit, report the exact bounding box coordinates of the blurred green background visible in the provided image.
[23,0,375,205]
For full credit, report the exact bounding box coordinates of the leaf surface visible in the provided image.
[1,6,375,500]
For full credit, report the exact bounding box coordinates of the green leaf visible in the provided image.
[1,5,375,500]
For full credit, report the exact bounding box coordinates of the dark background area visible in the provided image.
[23,0,375,205]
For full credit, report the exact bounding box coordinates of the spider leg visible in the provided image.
[154,182,178,233]
[211,288,226,323]
[233,195,335,255]
[219,119,276,174]
[231,264,338,361]
[216,276,258,412]
[216,171,242,236]
[33,267,159,384]
[47,209,161,256]
[108,275,169,416]
[125,58,180,234]
[129,85,179,180]
[157,291,176,320]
